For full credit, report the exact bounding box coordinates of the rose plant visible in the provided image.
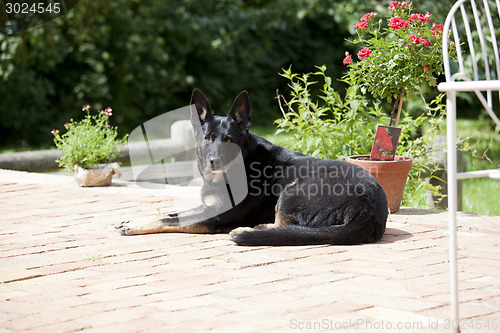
[342,1,449,124]
[274,1,453,208]
[52,105,128,171]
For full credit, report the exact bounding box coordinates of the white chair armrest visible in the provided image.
[438,80,500,92]
[490,169,500,179]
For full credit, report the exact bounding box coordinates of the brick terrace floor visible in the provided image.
[0,168,499,332]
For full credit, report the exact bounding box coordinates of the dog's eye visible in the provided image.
[225,137,233,143]
[204,135,211,141]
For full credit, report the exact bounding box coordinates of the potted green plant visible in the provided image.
[51,105,128,187]
[342,1,446,212]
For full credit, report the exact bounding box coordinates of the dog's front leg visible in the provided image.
[163,204,207,222]
[115,218,173,235]
[116,218,213,235]
[115,204,220,235]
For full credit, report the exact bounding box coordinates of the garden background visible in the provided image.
[0,0,498,214]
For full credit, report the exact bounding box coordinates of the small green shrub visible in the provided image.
[276,65,383,160]
[52,105,128,170]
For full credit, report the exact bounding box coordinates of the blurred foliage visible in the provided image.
[0,0,453,148]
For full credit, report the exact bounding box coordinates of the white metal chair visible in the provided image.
[438,0,500,331]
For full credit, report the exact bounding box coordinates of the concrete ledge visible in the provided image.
[0,140,190,172]
[0,143,155,172]
[0,120,194,172]
[0,149,61,172]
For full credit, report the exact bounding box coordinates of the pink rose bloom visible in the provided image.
[409,34,432,47]
[432,23,444,37]
[357,48,372,59]
[389,17,409,29]
[354,22,368,29]
[343,55,352,65]
[360,12,377,22]
[419,14,430,23]
[408,14,418,22]
[409,14,430,23]
[388,1,398,10]
[424,65,429,71]
[417,37,432,47]
[388,1,405,10]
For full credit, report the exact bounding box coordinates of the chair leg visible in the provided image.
[446,91,461,333]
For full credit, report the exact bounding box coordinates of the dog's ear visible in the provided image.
[228,90,251,132]
[190,88,214,124]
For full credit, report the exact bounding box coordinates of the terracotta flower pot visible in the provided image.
[346,155,412,213]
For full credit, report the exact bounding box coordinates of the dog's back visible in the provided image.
[229,134,388,245]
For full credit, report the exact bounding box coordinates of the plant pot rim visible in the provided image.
[347,155,412,164]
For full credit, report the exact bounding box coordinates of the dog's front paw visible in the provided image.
[114,218,165,235]
[229,227,254,239]
[115,221,132,235]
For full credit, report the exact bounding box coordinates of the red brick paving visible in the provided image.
[0,169,499,332]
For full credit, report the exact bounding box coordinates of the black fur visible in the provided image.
[131,89,388,246]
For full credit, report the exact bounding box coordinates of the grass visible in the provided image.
[456,118,500,216]
[253,118,500,216]
[251,125,293,147]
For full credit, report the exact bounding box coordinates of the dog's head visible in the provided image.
[190,89,251,182]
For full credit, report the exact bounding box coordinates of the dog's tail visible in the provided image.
[230,222,382,246]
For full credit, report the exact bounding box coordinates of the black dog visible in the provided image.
[116,89,388,246]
